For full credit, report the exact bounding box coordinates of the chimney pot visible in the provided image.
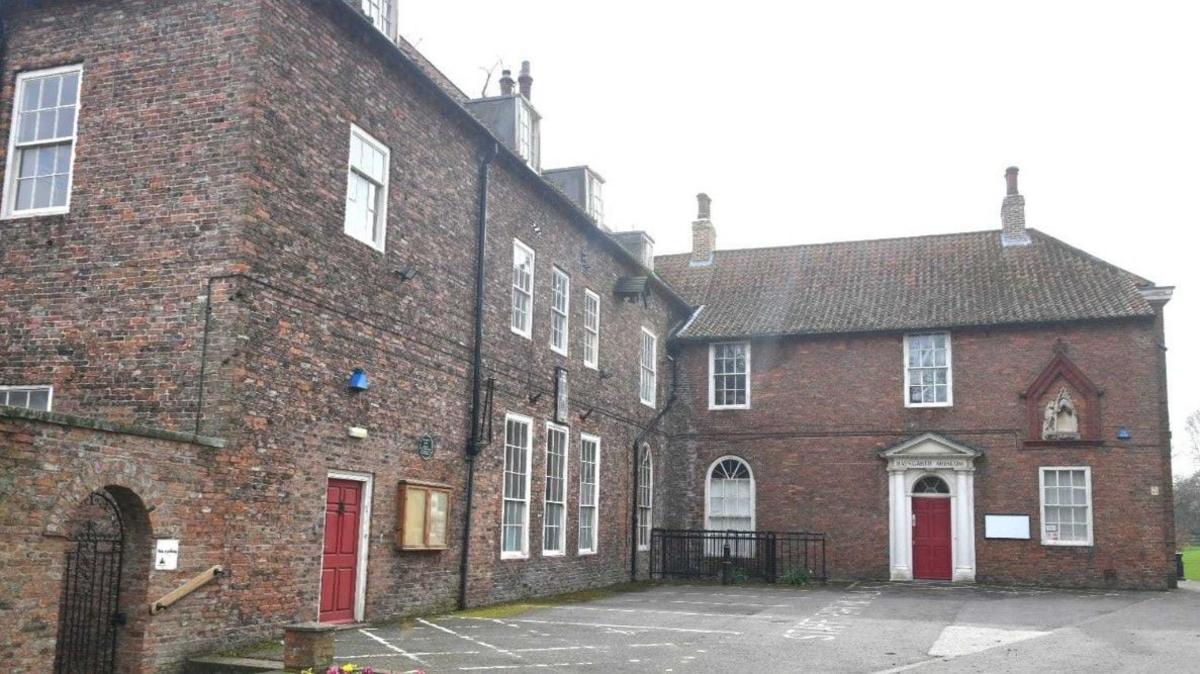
[1000,166,1030,246]
[518,60,533,100]
[691,193,716,266]
[499,69,514,96]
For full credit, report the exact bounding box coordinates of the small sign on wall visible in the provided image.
[155,539,180,570]
[984,514,1031,540]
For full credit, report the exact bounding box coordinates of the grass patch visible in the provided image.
[1183,546,1200,581]
[452,581,652,619]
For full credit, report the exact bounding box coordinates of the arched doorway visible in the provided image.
[911,475,952,580]
[54,487,150,674]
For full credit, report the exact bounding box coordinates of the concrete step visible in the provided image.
[183,655,285,674]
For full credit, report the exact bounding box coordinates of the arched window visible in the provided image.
[706,457,755,532]
[913,475,949,495]
[637,446,653,551]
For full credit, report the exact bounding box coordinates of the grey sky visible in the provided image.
[399,0,1199,475]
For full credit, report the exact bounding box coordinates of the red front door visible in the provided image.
[912,497,952,580]
[320,478,362,623]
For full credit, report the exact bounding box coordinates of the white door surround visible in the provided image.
[879,433,982,582]
[321,470,374,623]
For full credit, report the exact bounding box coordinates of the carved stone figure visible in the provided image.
[1042,387,1080,440]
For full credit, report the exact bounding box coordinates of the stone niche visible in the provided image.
[1023,349,1102,445]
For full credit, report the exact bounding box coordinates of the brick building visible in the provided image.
[0,0,1176,672]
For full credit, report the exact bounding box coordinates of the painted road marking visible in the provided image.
[337,650,481,659]
[927,625,1048,657]
[458,663,594,671]
[784,586,881,641]
[544,605,781,620]
[467,617,742,635]
[418,618,522,659]
[357,628,428,666]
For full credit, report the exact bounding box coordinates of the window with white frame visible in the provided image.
[904,332,952,406]
[360,0,394,37]
[639,328,657,407]
[587,174,604,225]
[514,101,538,169]
[511,239,534,338]
[710,342,750,409]
[583,289,600,369]
[0,385,52,411]
[3,65,82,218]
[542,423,568,555]
[550,267,570,355]
[706,457,755,557]
[501,414,533,558]
[343,125,389,251]
[637,446,653,550]
[1040,467,1093,546]
[578,434,600,554]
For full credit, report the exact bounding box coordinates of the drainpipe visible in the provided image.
[458,140,499,610]
[630,352,679,581]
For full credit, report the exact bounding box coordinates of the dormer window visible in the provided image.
[587,173,604,225]
[515,100,539,170]
[361,0,395,39]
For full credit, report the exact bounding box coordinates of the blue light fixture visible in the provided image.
[348,368,369,392]
[1117,426,1131,441]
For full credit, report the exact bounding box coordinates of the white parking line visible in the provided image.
[478,617,742,635]
[357,629,428,666]
[418,618,522,659]
[544,604,780,620]
[337,650,482,659]
[458,663,594,671]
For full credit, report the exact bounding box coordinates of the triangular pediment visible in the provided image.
[878,432,984,459]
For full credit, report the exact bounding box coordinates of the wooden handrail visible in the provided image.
[149,565,223,615]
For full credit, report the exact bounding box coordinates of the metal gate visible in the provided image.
[54,490,125,674]
[650,529,827,583]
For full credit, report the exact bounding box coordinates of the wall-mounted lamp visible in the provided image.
[349,368,369,392]
[597,368,614,380]
[395,265,417,282]
[1116,426,1131,441]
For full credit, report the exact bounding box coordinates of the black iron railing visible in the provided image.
[650,528,827,583]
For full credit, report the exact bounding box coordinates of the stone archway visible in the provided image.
[53,486,152,674]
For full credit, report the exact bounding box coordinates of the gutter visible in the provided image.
[459,140,499,610]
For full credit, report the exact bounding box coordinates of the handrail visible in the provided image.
[149,565,223,614]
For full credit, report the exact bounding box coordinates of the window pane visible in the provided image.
[41,76,61,108]
[403,488,427,547]
[28,390,51,411]
[21,79,41,112]
[7,391,29,408]
[33,177,53,209]
[60,73,79,105]
[428,490,448,546]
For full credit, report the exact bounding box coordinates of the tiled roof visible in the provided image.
[654,229,1156,340]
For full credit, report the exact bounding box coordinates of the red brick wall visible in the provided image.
[664,317,1175,588]
[1,0,681,669]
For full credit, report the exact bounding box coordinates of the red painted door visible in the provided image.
[913,498,952,580]
[320,479,362,623]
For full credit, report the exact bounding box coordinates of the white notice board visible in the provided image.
[984,515,1030,540]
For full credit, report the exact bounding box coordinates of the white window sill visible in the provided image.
[1040,539,1093,547]
[2,207,71,220]
[709,403,751,411]
[344,231,386,253]
[636,545,650,552]
[577,549,597,556]
[500,551,528,560]
[511,326,532,340]
[550,345,568,357]
[640,399,656,409]
[542,550,566,558]
[584,361,598,371]
[905,402,953,409]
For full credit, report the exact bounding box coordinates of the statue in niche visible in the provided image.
[1042,387,1080,440]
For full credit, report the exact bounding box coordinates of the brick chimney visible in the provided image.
[690,193,715,266]
[499,69,514,96]
[518,61,532,100]
[1001,166,1030,246]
